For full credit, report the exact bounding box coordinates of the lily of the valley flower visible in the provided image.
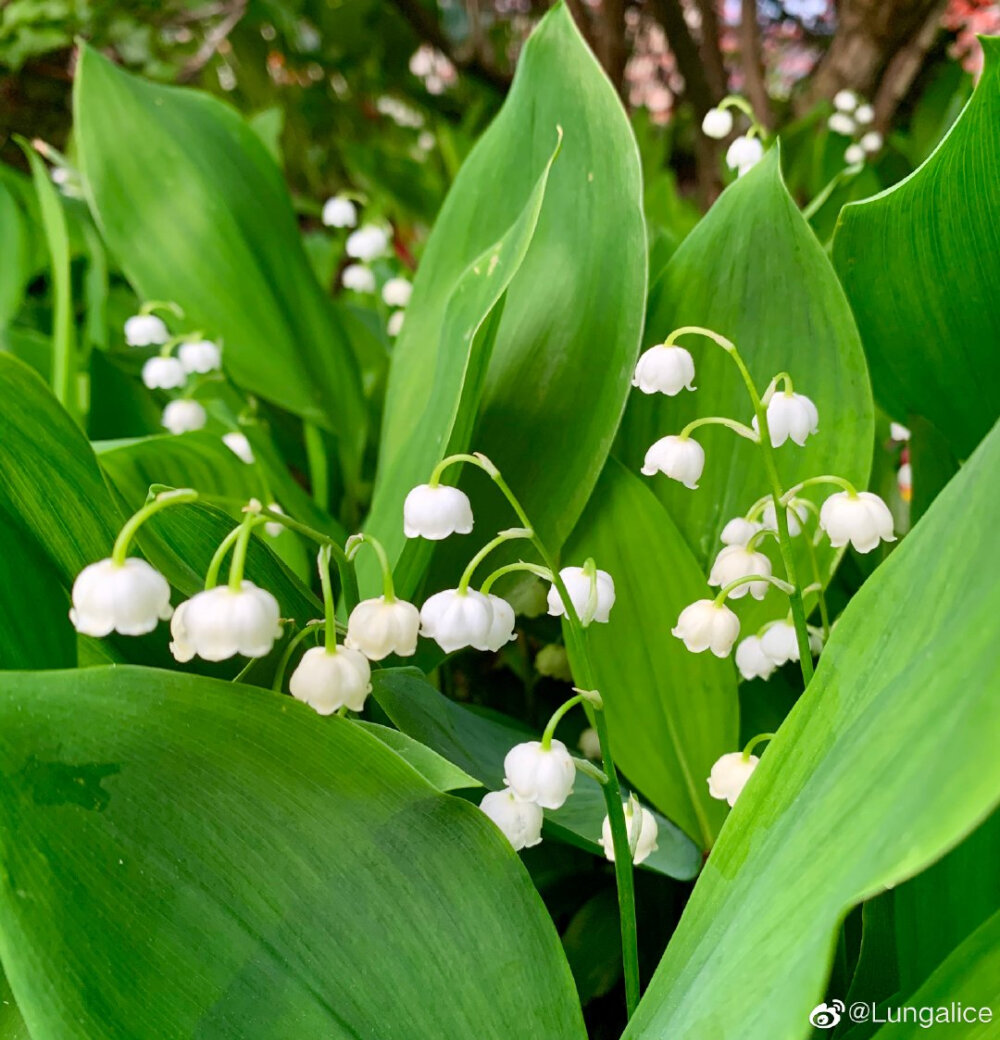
[222,432,255,465]
[124,313,169,347]
[819,490,895,553]
[342,264,376,293]
[345,224,389,261]
[403,483,474,540]
[484,593,517,651]
[641,435,705,489]
[720,516,762,546]
[725,135,763,176]
[289,644,372,714]
[419,588,494,652]
[631,343,696,396]
[479,788,543,851]
[754,391,819,447]
[70,557,173,637]
[161,399,207,434]
[345,596,420,660]
[382,277,412,307]
[322,195,358,228]
[833,89,859,113]
[735,634,777,681]
[387,310,405,337]
[142,356,187,390]
[860,130,883,154]
[178,339,222,374]
[546,566,616,625]
[708,751,759,806]
[600,796,658,865]
[828,112,856,136]
[760,619,800,666]
[504,739,575,809]
[673,599,740,657]
[761,499,809,537]
[855,103,874,125]
[169,581,282,662]
[578,727,601,760]
[708,545,773,601]
[701,107,734,139]
[845,144,865,165]
[535,643,572,681]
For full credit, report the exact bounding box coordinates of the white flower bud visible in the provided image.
[264,502,285,538]
[142,356,187,390]
[600,797,658,865]
[578,727,601,760]
[735,634,777,681]
[342,264,376,293]
[708,544,772,600]
[889,422,911,442]
[833,89,859,113]
[345,224,389,261]
[860,130,883,154]
[708,751,759,806]
[387,310,405,337]
[828,112,856,136]
[70,557,173,637]
[419,588,494,653]
[382,276,412,307]
[897,461,912,500]
[178,339,222,374]
[854,103,874,125]
[546,566,616,624]
[289,644,372,714]
[222,432,255,465]
[761,499,809,537]
[819,490,896,553]
[322,195,358,228]
[753,391,819,447]
[536,643,572,681]
[845,144,865,165]
[641,435,705,489]
[124,314,169,347]
[504,739,575,809]
[808,625,826,655]
[720,517,762,546]
[169,581,282,662]
[725,135,764,172]
[672,599,740,657]
[403,483,473,540]
[701,107,734,139]
[161,399,207,434]
[483,594,517,651]
[631,343,696,396]
[345,596,420,660]
[760,619,800,665]
[479,788,543,851]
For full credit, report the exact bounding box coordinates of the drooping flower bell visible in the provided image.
[535,643,572,681]
[725,136,763,176]
[142,356,187,391]
[403,483,474,540]
[754,391,819,447]
[631,343,696,396]
[222,432,255,465]
[483,593,517,651]
[70,558,173,637]
[845,144,865,166]
[418,588,494,653]
[387,310,405,337]
[672,599,740,657]
[344,596,420,660]
[761,498,809,537]
[578,727,601,760]
[169,581,282,662]
[161,399,207,435]
[479,788,543,851]
[719,516,762,546]
[641,435,705,489]
[735,634,777,681]
[503,740,576,810]
[546,566,616,625]
[600,796,658,865]
[819,491,895,554]
[289,644,372,714]
[708,545,772,601]
[827,112,856,136]
[124,314,169,347]
[178,339,222,374]
[342,264,376,293]
[760,619,799,666]
[708,752,759,806]
[322,195,358,228]
[382,277,413,307]
[833,89,859,113]
[345,224,389,262]
[701,107,733,140]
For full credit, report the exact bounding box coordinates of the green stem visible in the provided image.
[111,488,198,565]
[742,732,774,759]
[205,524,243,590]
[680,415,759,442]
[781,474,858,503]
[480,561,553,594]
[572,756,609,784]
[272,621,325,691]
[226,510,258,592]
[713,573,794,602]
[541,691,596,749]
[345,533,397,601]
[457,528,533,594]
[139,300,184,319]
[303,422,330,510]
[317,546,338,650]
[663,325,736,353]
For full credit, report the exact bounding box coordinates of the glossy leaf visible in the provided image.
[625,420,1000,1040]
[354,721,481,792]
[0,666,586,1040]
[563,459,737,849]
[833,39,1000,459]
[0,181,29,329]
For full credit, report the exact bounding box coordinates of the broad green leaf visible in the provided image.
[354,721,481,792]
[0,970,29,1040]
[619,149,873,624]
[564,459,737,849]
[833,39,1000,459]
[377,3,645,565]
[625,419,1000,1040]
[0,182,29,329]
[0,666,586,1040]
[362,136,558,596]
[372,668,702,881]
[74,46,365,464]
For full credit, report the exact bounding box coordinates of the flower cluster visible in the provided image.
[827,90,884,166]
[700,96,766,178]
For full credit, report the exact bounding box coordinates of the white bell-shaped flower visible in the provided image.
[264,502,285,538]
[546,565,616,624]
[708,544,772,601]
[761,499,809,537]
[708,751,759,806]
[479,788,543,851]
[632,343,696,396]
[504,739,575,809]
[833,89,859,113]
[641,435,705,489]
[387,310,405,337]
[827,112,856,136]
[382,277,412,307]
[70,557,173,637]
[819,490,895,554]
[289,644,372,714]
[344,596,420,660]
[535,643,572,681]
[720,516,762,546]
[672,599,740,657]
[735,635,776,681]
[845,144,865,166]
[342,264,376,293]
[600,797,658,865]
[222,432,255,465]
[403,484,473,540]
[860,130,883,154]
[753,391,819,447]
[178,339,222,374]
[760,619,800,665]
[484,594,517,651]
[322,195,358,228]
[419,588,494,653]
[124,314,169,347]
[726,135,764,176]
[162,399,207,434]
[345,224,389,261]
[854,103,874,125]
[889,422,911,442]
[169,581,282,662]
[142,356,187,390]
[701,107,734,139]
[578,727,601,760]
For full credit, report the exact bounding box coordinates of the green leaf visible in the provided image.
[0,666,586,1040]
[377,3,645,564]
[354,721,481,792]
[833,40,1000,459]
[625,419,1000,1040]
[564,459,737,849]
[74,45,365,464]
[0,181,29,329]
[372,668,702,881]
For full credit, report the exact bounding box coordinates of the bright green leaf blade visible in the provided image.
[564,459,737,849]
[354,721,481,792]
[372,668,702,880]
[0,666,585,1040]
[378,3,645,560]
[73,45,365,460]
[833,39,1000,459]
[625,419,1000,1040]
[0,970,29,1040]
[0,182,29,330]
